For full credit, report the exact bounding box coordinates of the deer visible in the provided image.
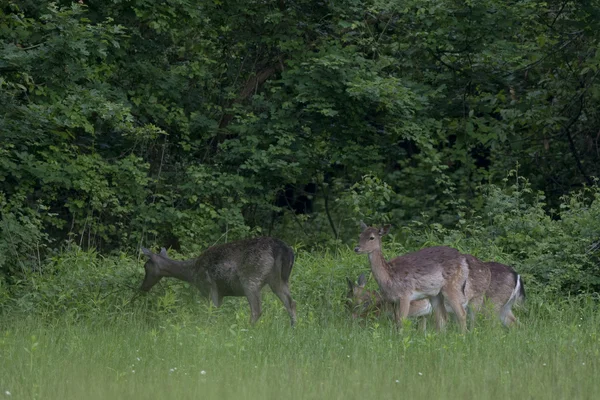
[461,254,492,325]
[346,273,431,330]
[347,262,525,329]
[139,237,297,326]
[354,222,470,332]
[484,262,526,327]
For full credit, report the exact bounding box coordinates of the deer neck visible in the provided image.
[160,258,198,283]
[368,250,394,293]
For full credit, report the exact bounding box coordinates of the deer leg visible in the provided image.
[468,295,484,329]
[442,289,467,333]
[393,297,411,329]
[270,282,297,327]
[418,317,427,332]
[210,285,223,307]
[430,293,448,331]
[501,308,518,328]
[244,288,262,325]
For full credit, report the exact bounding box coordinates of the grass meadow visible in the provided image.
[1,249,599,399]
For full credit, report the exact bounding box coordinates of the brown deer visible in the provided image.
[345,273,385,318]
[140,237,297,326]
[348,263,525,329]
[354,222,470,332]
[346,273,431,329]
[485,262,526,327]
[462,254,492,324]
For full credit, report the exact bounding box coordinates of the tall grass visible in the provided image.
[1,249,599,399]
[0,299,598,400]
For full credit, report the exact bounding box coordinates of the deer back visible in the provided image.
[196,237,294,282]
[384,246,469,301]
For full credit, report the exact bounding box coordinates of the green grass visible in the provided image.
[2,298,599,399]
[1,250,599,399]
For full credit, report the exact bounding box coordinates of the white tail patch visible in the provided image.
[499,274,522,326]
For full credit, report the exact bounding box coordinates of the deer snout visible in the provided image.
[354,246,361,253]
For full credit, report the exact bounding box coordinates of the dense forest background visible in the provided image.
[1,1,600,297]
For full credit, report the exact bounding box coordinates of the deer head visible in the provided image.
[354,222,391,254]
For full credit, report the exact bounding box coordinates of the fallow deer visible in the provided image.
[354,222,470,332]
[485,262,526,327]
[346,273,432,318]
[347,262,525,329]
[462,254,492,324]
[346,273,431,329]
[140,237,297,326]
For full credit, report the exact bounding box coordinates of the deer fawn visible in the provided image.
[140,237,297,326]
[346,273,431,329]
[354,222,470,332]
[345,273,384,318]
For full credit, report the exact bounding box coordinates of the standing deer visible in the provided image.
[485,262,526,327]
[347,262,525,329]
[354,222,470,332]
[140,237,297,326]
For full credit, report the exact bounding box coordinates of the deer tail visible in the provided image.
[502,272,524,311]
[280,245,295,283]
[515,274,526,304]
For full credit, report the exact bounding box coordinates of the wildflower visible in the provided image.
[132,370,135,374]
[395,380,400,383]
[418,372,423,376]
[543,363,547,367]
[5,391,11,396]
[201,370,207,375]
[169,368,175,373]
[136,357,141,361]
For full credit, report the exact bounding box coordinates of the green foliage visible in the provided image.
[2,180,598,322]
[2,0,600,297]
[397,174,600,295]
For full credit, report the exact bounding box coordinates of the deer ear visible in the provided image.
[141,247,153,257]
[346,277,354,291]
[159,247,168,258]
[360,221,368,231]
[379,225,391,236]
[357,273,367,287]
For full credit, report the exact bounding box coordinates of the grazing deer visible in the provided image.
[485,262,526,327]
[345,273,383,318]
[462,254,492,324]
[140,237,297,326]
[354,222,470,332]
[346,273,431,329]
